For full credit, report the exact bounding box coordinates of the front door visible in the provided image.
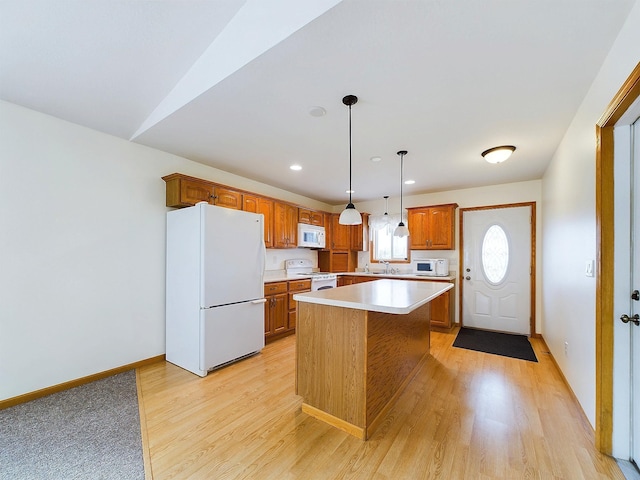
[632,119,640,469]
[612,96,640,464]
[461,205,533,335]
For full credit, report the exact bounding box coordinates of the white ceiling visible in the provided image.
[1,0,635,205]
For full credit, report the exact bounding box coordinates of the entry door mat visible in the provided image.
[453,327,538,362]
[0,370,144,480]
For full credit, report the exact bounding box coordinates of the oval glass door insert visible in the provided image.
[481,224,509,284]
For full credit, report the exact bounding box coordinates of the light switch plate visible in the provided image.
[585,260,595,277]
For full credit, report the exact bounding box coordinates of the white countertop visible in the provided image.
[263,271,455,283]
[346,272,456,281]
[293,279,453,315]
[263,271,311,282]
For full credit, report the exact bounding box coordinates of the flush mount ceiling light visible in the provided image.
[394,150,410,238]
[289,164,302,171]
[338,95,362,225]
[482,145,516,164]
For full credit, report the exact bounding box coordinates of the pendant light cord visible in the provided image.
[348,102,353,203]
[400,152,404,219]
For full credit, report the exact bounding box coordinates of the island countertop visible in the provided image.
[293,278,453,315]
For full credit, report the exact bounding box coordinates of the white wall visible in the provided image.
[0,100,329,401]
[355,181,543,329]
[541,0,640,429]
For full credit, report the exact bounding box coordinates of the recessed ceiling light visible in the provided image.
[370,156,382,162]
[404,180,415,185]
[308,106,326,117]
[290,164,302,171]
[482,145,516,164]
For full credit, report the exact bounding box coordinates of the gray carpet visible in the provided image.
[0,370,144,480]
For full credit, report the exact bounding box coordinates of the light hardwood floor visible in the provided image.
[137,329,624,479]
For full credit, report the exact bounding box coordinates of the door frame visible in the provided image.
[459,202,537,338]
[596,62,640,454]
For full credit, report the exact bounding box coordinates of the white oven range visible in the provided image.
[285,259,337,290]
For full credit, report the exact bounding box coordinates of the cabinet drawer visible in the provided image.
[288,279,311,292]
[289,290,310,311]
[264,282,287,295]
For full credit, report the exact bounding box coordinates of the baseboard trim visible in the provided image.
[0,354,166,410]
[538,335,595,434]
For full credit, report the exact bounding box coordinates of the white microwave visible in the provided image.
[414,258,449,277]
[297,223,326,249]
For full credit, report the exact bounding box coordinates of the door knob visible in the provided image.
[620,314,640,326]
[632,290,639,301]
[465,276,471,280]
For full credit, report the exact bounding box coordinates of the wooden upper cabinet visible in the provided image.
[243,194,274,248]
[273,201,298,248]
[322,212,332,251]
[298,209,324,226]
[162,173,241,210]
[350,213,369,251]
[212,186,242,210]
[407,203,458,250]
[330,214,351,250]
[163,174,215,207]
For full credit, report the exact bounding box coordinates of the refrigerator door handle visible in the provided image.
[251,299,267,304]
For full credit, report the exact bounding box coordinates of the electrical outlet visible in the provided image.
[564,341,569,356]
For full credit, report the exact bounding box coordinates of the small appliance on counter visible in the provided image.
[297,223,325,248]
[413,258,449,277]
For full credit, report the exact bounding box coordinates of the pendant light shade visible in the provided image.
[382,195,390,225]
[339,203,362,224]
[394,150,410,238]
[338,95,362,225]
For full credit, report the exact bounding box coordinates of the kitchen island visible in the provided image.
[294,279,453,440]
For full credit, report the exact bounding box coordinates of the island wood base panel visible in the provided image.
[296,302,431,440]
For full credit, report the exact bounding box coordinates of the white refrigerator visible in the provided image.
[166,202,266,377]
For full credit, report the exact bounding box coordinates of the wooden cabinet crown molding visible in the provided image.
[162,172,328,216]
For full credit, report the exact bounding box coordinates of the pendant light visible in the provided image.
[394,150,410,237]
[383,195,390,225]
[338,95,362,225]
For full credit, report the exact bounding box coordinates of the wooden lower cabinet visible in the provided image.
[287,278,311,331]
[338,275,455,329]
[428,282,455,330]
[338,275,375,286]
[264,282,288,340]
[264,279,311,343]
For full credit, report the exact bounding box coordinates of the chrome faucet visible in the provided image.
[379,260,390,274]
